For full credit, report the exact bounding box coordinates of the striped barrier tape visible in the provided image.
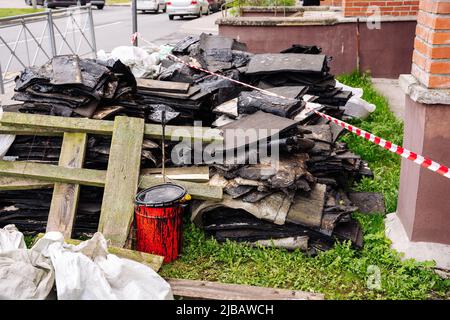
[132,32,450,179]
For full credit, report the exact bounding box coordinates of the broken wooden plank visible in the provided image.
[98,116,145,247]
[140,166,210,182]
[34,233,164,272]
[0,161,222,200]
[0,112,223,142]
[136,78,190,93]
[46,132,87,239]
[139,176,222,201]
[167,279,324,300]
[92,106,125,120]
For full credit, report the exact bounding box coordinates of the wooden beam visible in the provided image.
[139,176,222,201]
[140,166,210,182]
[0,124,63,136]
[46,132,87,239]
[0,112,114,135]
[0,160,105,187]
[167,279,325,300]
[0,112,223,142]
[98,116,145,247]
[0,161,222,200]
[34,234,164,272]
[0,176,52,190]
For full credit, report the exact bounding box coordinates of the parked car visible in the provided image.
[206,0,225,12]
[166,0,210,20]
[137,0,166,13]
[24,0,105,10]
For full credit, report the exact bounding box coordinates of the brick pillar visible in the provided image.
[343,0,419,17]
[397,0,450,245]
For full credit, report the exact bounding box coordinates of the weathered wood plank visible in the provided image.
[34,234,164,272]
[167,279,325,300]
[139,176,222,201]
[140,166,210,182]
[46,132,87,239]
[0,112,223,142]
[0,112,114,135]
[98,116,145,247]
[0,162,221,200]
[0,160,105,187]
[0,123,64,136]
[0,176,52,190]
[136,78,190,93]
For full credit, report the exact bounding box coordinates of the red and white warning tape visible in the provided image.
[132,32,450,179]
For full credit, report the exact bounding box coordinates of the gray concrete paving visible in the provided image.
[0,0,29,9]
[372,78,405,120]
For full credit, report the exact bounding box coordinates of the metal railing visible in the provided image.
[0,5,97,94]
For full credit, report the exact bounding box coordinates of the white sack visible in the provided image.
[0,225,55,300]
[0,224,26,253]
[0,226,173,300]
[33,232,173,300]
[97,46,161,79]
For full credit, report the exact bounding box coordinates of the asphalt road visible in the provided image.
[0,4,215,87]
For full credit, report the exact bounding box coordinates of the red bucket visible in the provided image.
[134,183,188,263]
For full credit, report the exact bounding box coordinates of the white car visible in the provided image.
[166,0,210,20]
[137,0,167,13]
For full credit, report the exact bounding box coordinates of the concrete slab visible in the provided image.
[372,78,405,120]
[385,212,450,271]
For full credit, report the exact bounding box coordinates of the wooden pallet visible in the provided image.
[0,113,223,247]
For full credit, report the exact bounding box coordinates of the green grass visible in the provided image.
[0,8,44,19]
[159,72,450,300]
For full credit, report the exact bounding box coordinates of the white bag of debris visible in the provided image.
[34,232,173,300]
[334,80,376,119]
[343,96,376,120]
[0,225,55,300]
[98,46,161,79]
[0,226,173,300]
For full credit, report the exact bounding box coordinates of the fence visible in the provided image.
[0,5,97,94]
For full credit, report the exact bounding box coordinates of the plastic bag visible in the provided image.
[33,232,173,300]
[0,224,26,253]
[97,46,161,79]
[0,226,173,300]
[0,225,55,300]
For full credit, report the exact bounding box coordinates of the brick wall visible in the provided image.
[412,0,450,88]
[343,0,419,17]
[321,0,343,5]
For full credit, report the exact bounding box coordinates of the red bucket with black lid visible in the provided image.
[134,183,188,263]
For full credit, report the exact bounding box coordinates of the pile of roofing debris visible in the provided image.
[0,33,384,254]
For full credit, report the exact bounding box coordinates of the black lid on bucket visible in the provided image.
[135,183,187,207]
